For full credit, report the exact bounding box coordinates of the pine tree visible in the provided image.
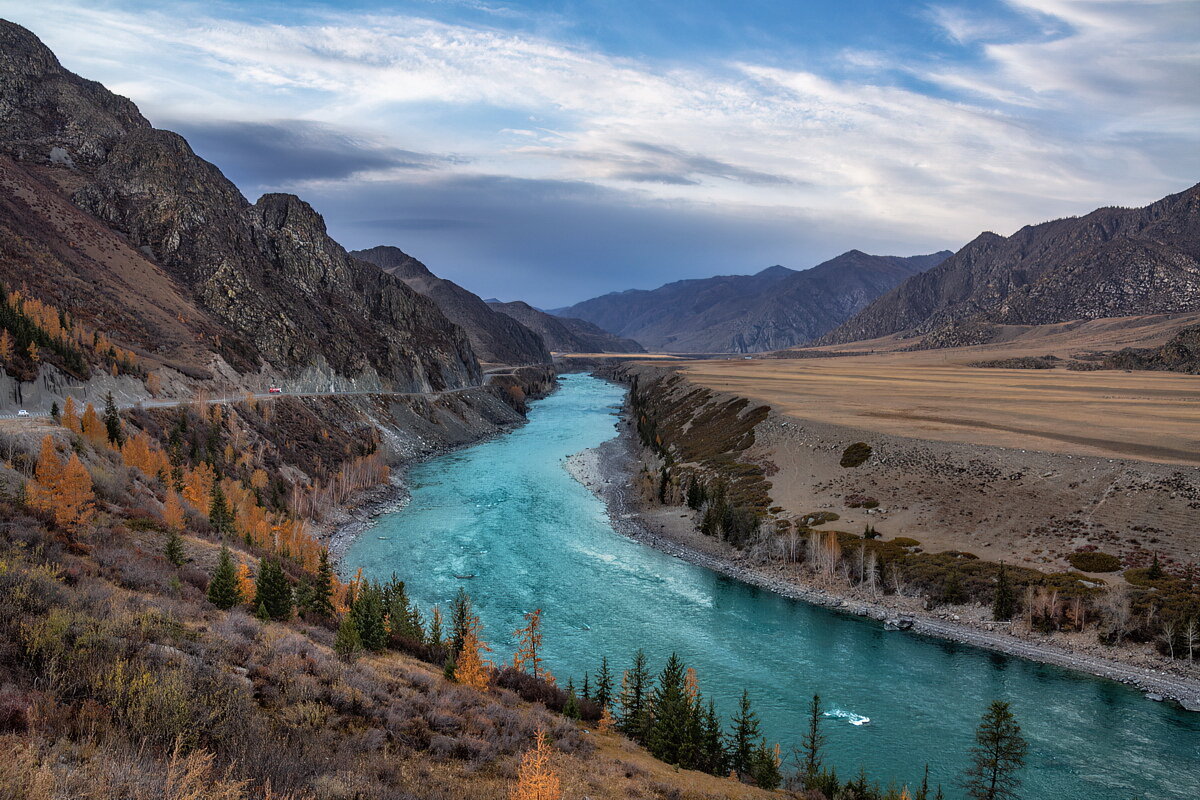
[943,569,966,605]
[916,764,931,800]
[334,613,362,661]
[727,689,761,777]
[798,693,825,781]
[960,700,1028,800]
[749,740,782,790]
[429,604,445,647]
[310,548,336,618]
[165,527,186,567]
[253,557,293,621]
[103,392,123,445]
[207,546,242,609]
[351,581,388,651]
[450,587,473,656]
[617,650,653,743]
[208,479,235,537]
[700,698,726,775]
[50,401,59,422]
[1148,553,1165,580]
[594,655,614,710]
[510,729,560,800]
[647,652,691,765]
[993,567,1016,621]
[581,672,590,701]
[563,685,581,720]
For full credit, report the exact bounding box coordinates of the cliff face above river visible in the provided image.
[0,20,480,391]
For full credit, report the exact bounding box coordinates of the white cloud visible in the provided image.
[4,0,1197,252]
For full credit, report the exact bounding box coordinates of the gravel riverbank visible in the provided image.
[565,423,1200,714]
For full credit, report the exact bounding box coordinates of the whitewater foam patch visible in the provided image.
[824,708,870,726]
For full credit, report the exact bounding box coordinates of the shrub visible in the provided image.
[1067,551,1122,573]
[840,442,872,468]
[890,537,920,548]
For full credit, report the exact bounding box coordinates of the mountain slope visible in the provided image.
[825,184,1200,346]
[0,20,479,392]
[488,300,645,353]
[353,245,551,366]
[557,251,949,352]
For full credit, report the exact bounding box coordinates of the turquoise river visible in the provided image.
[344,373,1199,799]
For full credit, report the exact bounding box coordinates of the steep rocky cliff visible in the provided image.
[556,251,948,352]
[353,245,551,366]
[487,300,645,353]
[825,184,1200,346]
[0,20,480,392]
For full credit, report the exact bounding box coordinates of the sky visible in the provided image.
[3,0,1198,307]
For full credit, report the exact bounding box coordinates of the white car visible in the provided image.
[16,410,29,417]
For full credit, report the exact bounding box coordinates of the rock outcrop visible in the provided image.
[0,20,480,392]
[556,251,948,353]
[353,245,551,366]
[824,184,1200,346]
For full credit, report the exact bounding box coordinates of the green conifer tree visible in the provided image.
[208,480,235,537]
[960,700,1028,800]
[564,682,581,720]
[206,546,242,609]
[647,652,691,765]
[253,557,293,621]
[618,649,653,743]
[798,693,825,781]
[351,580,388,652]
[103,391,123,445]
[595,655,614,709]
[164,527,186,567]
[50,401,60,422]
[727,689,761,777]
[749,739,782,790]
[700,698,726,775]
[449,587,473,656]
[310,548,335,618]
[334,613,362,661]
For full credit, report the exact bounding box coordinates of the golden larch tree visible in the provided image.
[163,490,185,532]
[510,729,561,800]
[0,329,12,362]
[54,453,95,532]
[455,613,493,692]
[235,561,256,604]
[61,396,80,433]
[512,608,545,678]
[27,342,39,363]
[80,403,106,448]
[597,706,617,735]
[27,435,63,515]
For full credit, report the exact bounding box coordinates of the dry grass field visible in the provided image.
[676,315,1200,466]
[618,315,1200,573]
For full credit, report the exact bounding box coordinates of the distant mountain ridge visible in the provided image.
[824,183,1200,347]
[487,300,645,354]
[352,245,551,366]
[556,250,950,352]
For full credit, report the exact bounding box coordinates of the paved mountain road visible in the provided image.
[0,385,493,423]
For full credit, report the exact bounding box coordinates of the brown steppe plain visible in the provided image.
[566,312,1200,574]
